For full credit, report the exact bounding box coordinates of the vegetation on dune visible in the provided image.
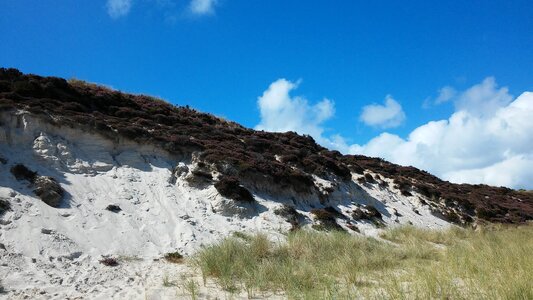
[190,224,533,299]
[164,251,184,264]
[214,176,255,203]
[0,198,10,216]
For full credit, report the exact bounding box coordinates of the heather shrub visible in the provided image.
[311,207,344,231]
[364,173,376,183]
[274,205,303,224]
[0,198,10,216]
[164,251,184,264]
[10,164,37,182]
[99,257,119,267]
[214,177,254,203]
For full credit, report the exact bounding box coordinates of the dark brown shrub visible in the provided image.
[215,177,254,203]
[311,208,344,231]
[400,189,413,197]
[364,173,376,183]
[164,251,184,264]
[274,205,304,231]
[10,164,37,182]
[0,198,10,216]
[99,257,119,267]
[366,205,382,219]
[33,176,64,208]
[105,205,122,213]
[351,205,383,228]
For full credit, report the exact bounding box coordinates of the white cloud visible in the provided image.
[189,0,218,15]
[105,0,220,19]
[444,154,533,190]
[454,77,513,116]
[359,95,406,128]
[435,86,456,104]
[255,79,341,149]
[106,0,132,18]
[351,78,533,189]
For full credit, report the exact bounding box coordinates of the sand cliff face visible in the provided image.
[0,110,450,258]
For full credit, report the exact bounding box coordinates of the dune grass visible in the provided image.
[190,224,533,299]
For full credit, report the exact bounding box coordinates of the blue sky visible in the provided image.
[1,1,532,188]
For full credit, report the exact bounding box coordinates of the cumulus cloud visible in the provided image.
[255,79,334,141]
[454,77,513,116]
[189,0,218,15]
[359,96,406,128]
[106,0,132,18]
[352,78,533,189]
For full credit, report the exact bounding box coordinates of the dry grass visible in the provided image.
[190,224,533,299]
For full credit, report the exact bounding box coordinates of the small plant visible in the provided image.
[274,204,303,229]
[232,231,251,240]
[0,198,10,216]
[105,204,122,213]
[379,180,389,188]
[351,205,385,228]
[162,275,177,287]
[365,205,382,219]
[183,279,199,300]
[311,208,344,231]
[164,251,184,264]
[99,257,119,267]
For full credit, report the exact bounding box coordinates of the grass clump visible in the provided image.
[162,274,178,287]
[191,224,533,299]
[183,279,200,300]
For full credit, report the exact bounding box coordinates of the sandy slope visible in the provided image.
[0,112,450,299]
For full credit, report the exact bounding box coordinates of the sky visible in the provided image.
[1,0,532,189]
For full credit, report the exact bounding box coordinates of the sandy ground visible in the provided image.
[0,255,287,300]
